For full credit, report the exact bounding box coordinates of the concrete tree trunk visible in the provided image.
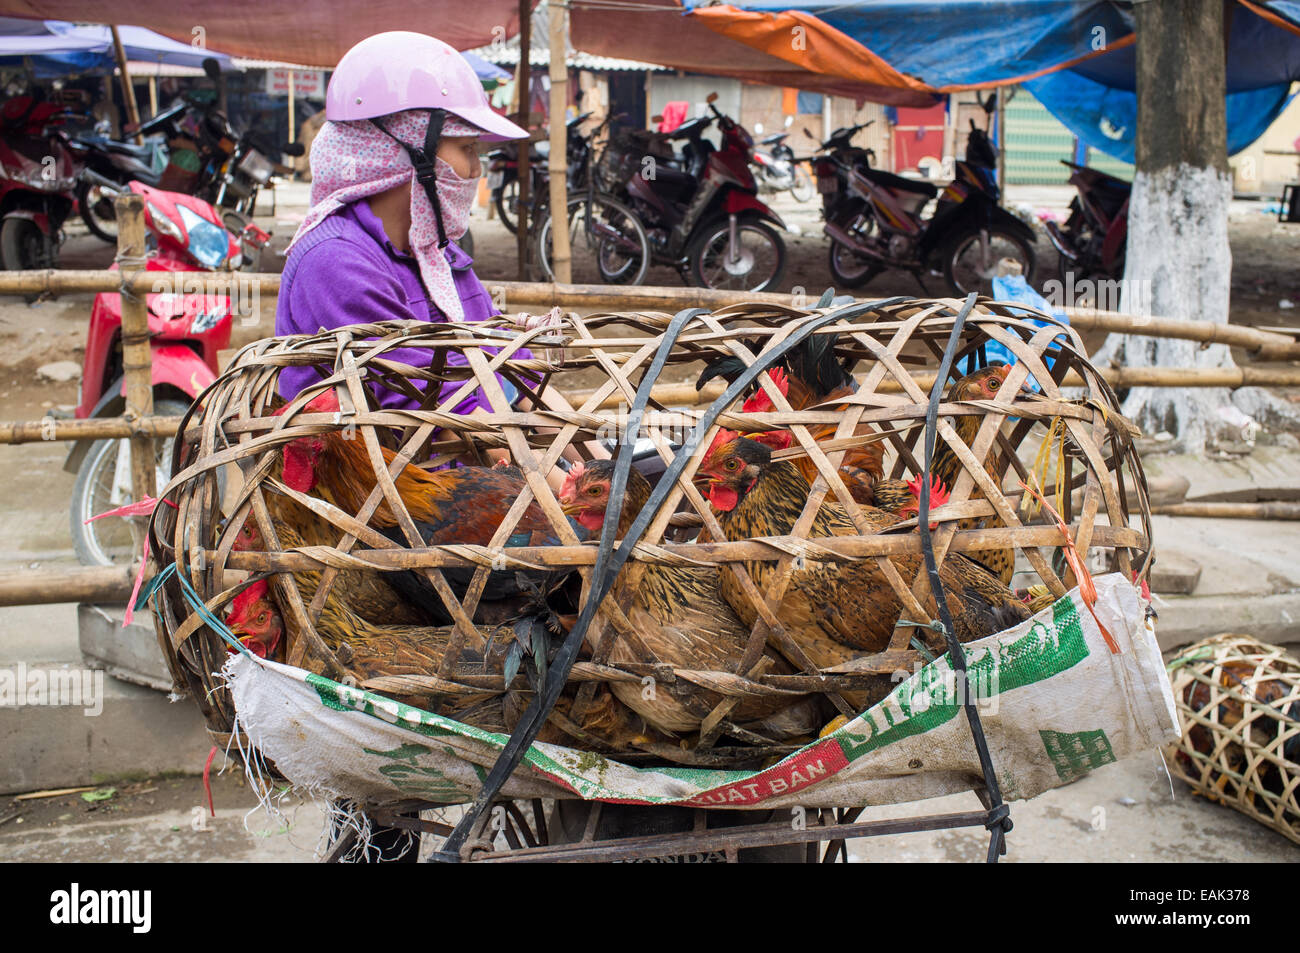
[1099,0,1241,453]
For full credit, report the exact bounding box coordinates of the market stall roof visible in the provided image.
[680,0,1300,159]
[568,0,939,105]
[0,17,232,75]
[0,2,532,65]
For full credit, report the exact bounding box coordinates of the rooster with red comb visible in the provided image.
[225,579,284,661]
[695,432,1030,672]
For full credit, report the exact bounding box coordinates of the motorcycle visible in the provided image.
[752,126,813,204]
[0,95,79,271]
[820,105,1037,296]
[1044,160,1130,285]
[620,93,787,291]
[66,58,301,242]
[65,174,268,566]
[808,119,878,219]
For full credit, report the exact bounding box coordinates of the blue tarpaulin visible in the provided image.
[0,18,232,77]
[683,0,1300,160]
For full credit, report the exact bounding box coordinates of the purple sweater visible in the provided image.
[275,200,524,412]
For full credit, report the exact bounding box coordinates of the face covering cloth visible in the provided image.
[289,110,482,321]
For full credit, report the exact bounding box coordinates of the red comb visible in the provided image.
[742,367,789,415]
[907,475,949,506]
[228,579,269,622]
[704,427,741,460]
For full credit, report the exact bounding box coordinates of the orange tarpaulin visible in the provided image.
[569,0,938,106]
[690,5,936,96]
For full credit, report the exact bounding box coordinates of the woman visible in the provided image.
[275,30,534,414]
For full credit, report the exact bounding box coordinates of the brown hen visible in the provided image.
[696,434,1029,702]
[559,460,827,740]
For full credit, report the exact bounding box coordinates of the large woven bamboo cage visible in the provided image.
[1166,634,1300,845]
[149,295,1153,775]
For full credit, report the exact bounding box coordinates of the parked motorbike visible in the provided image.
[809,119,878,219]
[752,126,813,203]
[1044,160,1130,284]
[65,174,268,566]
[619,93,787,291]
[820,106,1036,295]
[66,58,300,242]
[0,95,79,270]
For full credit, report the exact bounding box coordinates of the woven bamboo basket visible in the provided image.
[1166,634,1300,845]
[148,294,1153,772]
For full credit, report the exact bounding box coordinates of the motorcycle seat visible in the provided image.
[858,167,937,198]
[78,136,155,160]
[759,132,788,146]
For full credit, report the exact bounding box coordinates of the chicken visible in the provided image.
[225,579,284,661]
[696,331,883,504]
[930,364,1021,585]
[559,460,827,741]
[275,387,578,624]
[228,575,656,750]
[232,513,429,626]
[695,434,1029,690]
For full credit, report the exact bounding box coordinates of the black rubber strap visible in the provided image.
[432,296,908,862]
[372,109,452,249]
[915,292,1013,863]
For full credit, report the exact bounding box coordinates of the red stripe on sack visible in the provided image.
[684,739,850,808]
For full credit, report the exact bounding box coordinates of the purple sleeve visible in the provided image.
[276,238,497,414]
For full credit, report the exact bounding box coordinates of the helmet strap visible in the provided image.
[372,109,451,249]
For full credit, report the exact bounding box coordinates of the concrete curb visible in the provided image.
[0,664,214,796]
[1154,590,1300,654]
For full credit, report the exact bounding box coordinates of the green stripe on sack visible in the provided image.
[288,594,1097,800]
[837,600,1091,762]
[303,671,747,802]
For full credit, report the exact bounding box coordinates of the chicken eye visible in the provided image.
[258,612,268,624]
[588,486,602,496]
[724,459,739,471]
[988,379,1000,390]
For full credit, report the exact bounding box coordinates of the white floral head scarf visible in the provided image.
[288,109,482,321]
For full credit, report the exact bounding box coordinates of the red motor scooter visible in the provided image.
[64,173,269,565]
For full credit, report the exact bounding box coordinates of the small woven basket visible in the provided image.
[1166,633,1300,845]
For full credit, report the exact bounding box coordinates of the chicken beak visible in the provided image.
[559,500,582,517]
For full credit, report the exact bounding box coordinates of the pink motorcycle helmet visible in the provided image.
[325,30,526,141]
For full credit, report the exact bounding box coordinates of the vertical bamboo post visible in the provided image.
[109,26,142,146]
[547,1,571,283]
[114,194,156,513]
[287,70,296,144]
[515,0,532,280]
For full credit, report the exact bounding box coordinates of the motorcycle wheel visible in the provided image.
[942,226,1037,297]
[76,179,118,243]
[495,180,519,235]
[69,397,191,567]
[535,193,650,287]
[790,164,815,204]
[687,218,786,292]
[828,239,882,290]
[0,217,55,271]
